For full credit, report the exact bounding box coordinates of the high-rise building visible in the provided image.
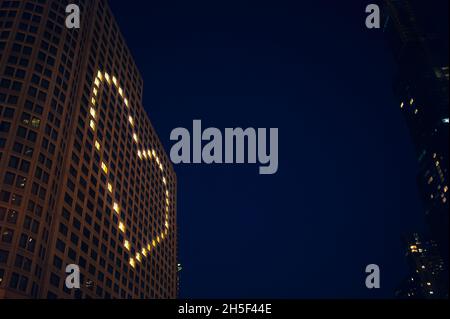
[395,233,447,298]
[0,0,177,299]
[382,0,449,266]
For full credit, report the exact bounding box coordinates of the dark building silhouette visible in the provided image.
[0,0,177,298]
[395,233,447,298]
[383,0,448,262]
[382,0,449,297]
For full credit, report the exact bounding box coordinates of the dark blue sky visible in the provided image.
[108,0,426,298]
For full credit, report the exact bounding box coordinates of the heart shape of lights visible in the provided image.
[89,70,170,268]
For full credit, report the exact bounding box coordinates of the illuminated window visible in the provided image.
[119,87,123,97]
[124,98,129,107]
[105,72,110,84]
[400,102,404,109]
[128,116,134,126]
[94,78,100,86]
[95,140,101,151]
[101,162,108,173]
[91,97,96,105]
[93,88,98,96]
[142,248,147,257]
[89,120,96,131]
[138,150,142,159]
[414,109,419,114]
[97,71,103,80]
[113,202,120,213]
[107,183,113,193]
[136,253,141,262]
[133,133,138,142]
[112,76,117,86]
[124,240,130,250]
[410,98,414,105]
[118,222,125,233]
[129,258,135,268]
[90,107,96,118]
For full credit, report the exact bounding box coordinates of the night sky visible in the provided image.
[108,0,426,298]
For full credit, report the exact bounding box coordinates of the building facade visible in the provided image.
[382,0,448,297]
[0,0,177,298]
[383,0,449,266]
[395,233,447,298]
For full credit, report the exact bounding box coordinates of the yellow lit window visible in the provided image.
[113,202,120,213]
[163,177,166,185]
[112,76,118,86]
[93,88,98,96]
[101,162,108,173]
[133,133,138,142]
[107,183,113,193]
[128,116,134,126]
[400,102,404,109]
[142,248,147,257]
[90,107,96,118]
[105,72,110,83]
[136,253,141,262]
[94,78,100,87]
[124,98,129,107]
[97,70,103,80]
[165,221,169,229]
[147,150,152,158]
[91,97,96,106]
[90,120,96,131]
[129,258,135,268]
[444,186,448,193]
[95,140,101,151]
[118,222,125,233]
[147,244,152,251]
[119,87,123,97]
[410,98,414,105]
[124,240,130,250]
[138,150,142,159]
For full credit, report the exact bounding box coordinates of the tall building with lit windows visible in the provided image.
[0,0,177,299]
[395,233,447,299]
[382,0,449,296]
[383,0,449,258]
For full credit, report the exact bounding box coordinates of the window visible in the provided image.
[1,229,13,243]
[0,249,8,263]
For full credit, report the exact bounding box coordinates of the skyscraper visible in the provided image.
[383,0,449,266]
[0,0,177,299]
[395,233,447,298]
